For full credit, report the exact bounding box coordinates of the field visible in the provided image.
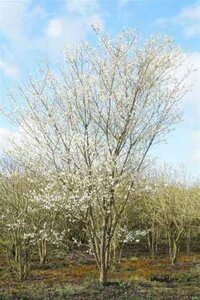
[0,248,199,300]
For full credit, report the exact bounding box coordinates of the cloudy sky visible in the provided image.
[0,0,199,176]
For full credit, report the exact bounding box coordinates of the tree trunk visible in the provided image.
[99,230,108,285]
[110,238,121,269]
[186,232,191,255]
[147,230,156,259]
[168,233,178,265]
[168,234,172,258]
[99,260,108,286]
[171,239,177,265]
[17,244,31,280]
[38,239,47,265]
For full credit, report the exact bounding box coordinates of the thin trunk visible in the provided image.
[186,232,191,255]
[99,259,108,285]
[168,232,172,258]
[100,217,108,285]
[111,239,117,269]
[147,230,155,259]
[38,239,47,265]
[168,232,178,265]
[171,239,177,265]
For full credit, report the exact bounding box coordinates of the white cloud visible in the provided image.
[66,0,99,15]
[184,52,200,166]
[156,1,200,38]
[118,0,135,7]
[191,130,200,162]
[46,19,63,38]
[176,1,200,20]
[0,58,19,78]
[44,17,87,56]
[0,0,105,76]
[0,0,30,46]
[184,52,200,111]
[0,0,40,79]
[175,1,200,38]
[43,0,104,55]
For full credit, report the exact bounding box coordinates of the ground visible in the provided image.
[0,251,199,299]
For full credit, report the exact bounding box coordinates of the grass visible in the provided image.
[0,253,199,299]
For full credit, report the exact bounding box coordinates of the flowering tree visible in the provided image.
[4,29,190,284]
[27,176,60,265]
[0,173,38,280]
[28,173,86,263]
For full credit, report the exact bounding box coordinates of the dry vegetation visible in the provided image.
[0,249,199,299]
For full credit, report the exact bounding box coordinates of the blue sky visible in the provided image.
[0,0,199,177]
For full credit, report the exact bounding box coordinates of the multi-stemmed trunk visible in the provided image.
[38,238,47,265]
[10,240,31,280]
[111,237,123,269]
[87,207,119,286]
[168,236,178,265]
[147,226,158,259]
[99,251,108,285]
[168,228,183,265]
